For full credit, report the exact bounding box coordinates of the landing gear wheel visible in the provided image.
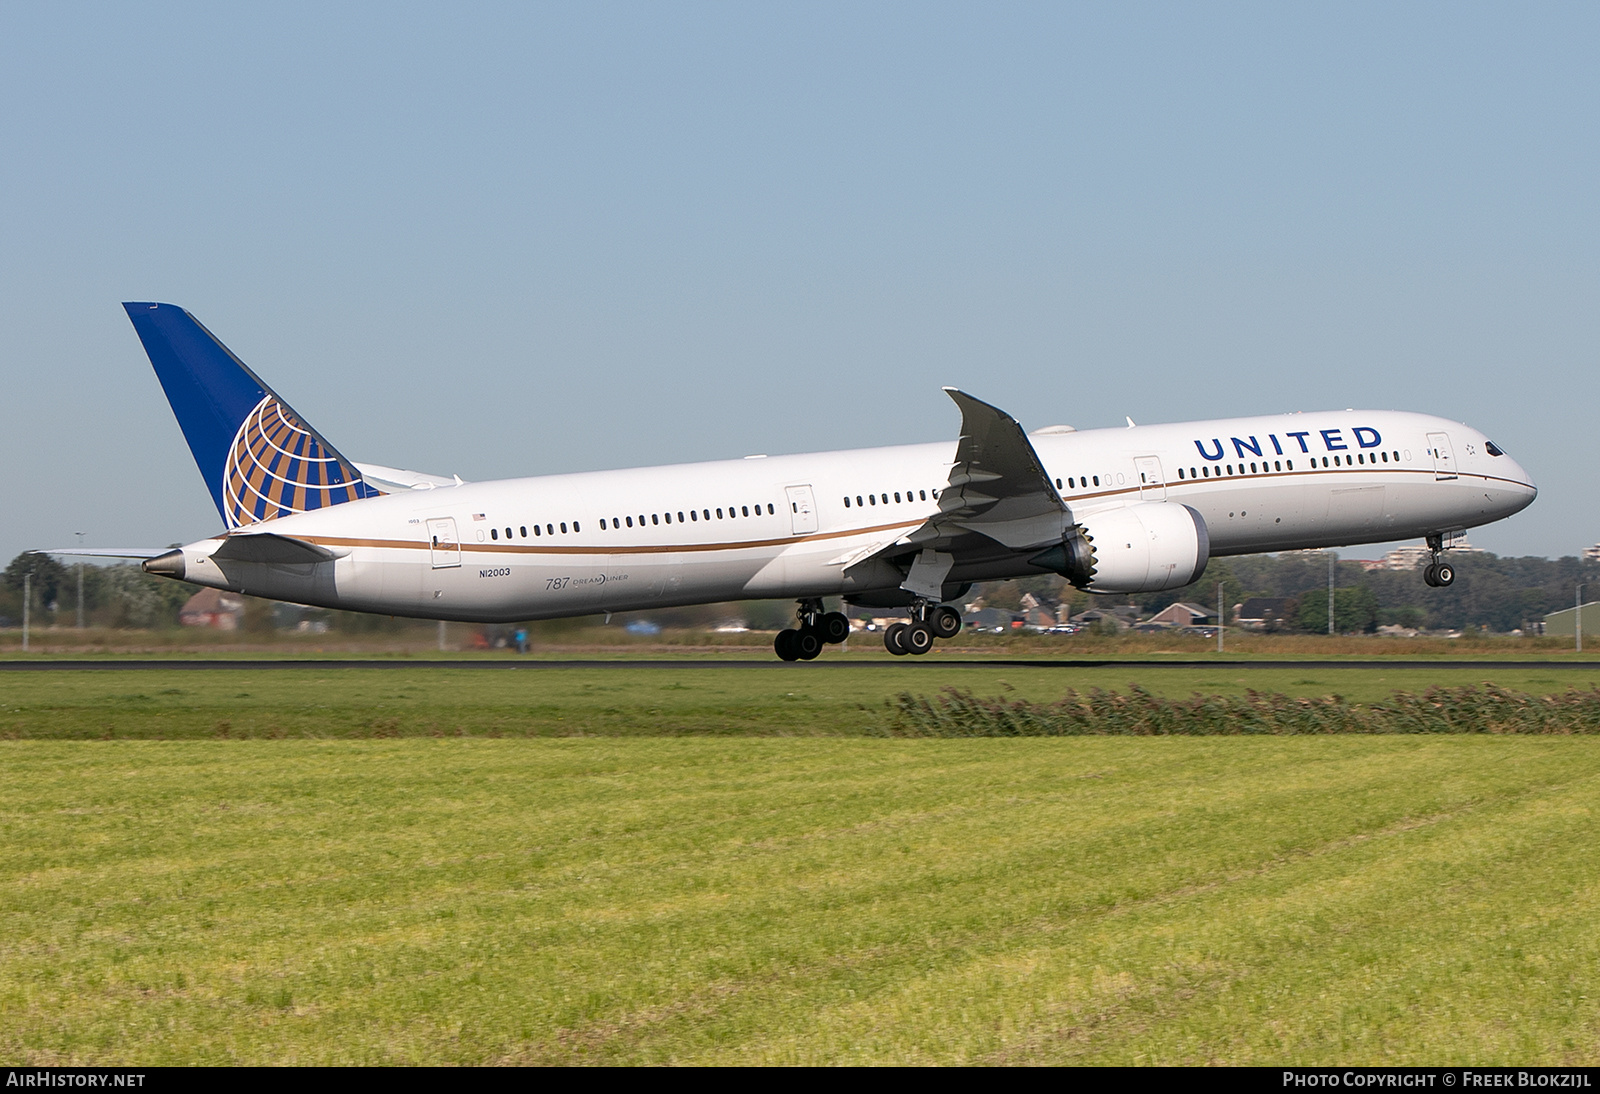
[795,628,824,660]
[904,622,936,655]
[1423,564,1439,587]
[931,606,962,639]
[1434,562,1455,587]
[819,612,851,644]
[775,628,802,661]
[884,622,910,656]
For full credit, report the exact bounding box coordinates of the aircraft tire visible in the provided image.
[796,629,824,660]
[1434,562,1455,587]
[884,622,910,656]
[904,622,935,655]
[931,606,962,639]
[819,611,851,644]
[775,628,802,661]
[1423,563,1439,587]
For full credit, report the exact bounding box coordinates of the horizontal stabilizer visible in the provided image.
[211,533,340,565]
[352,462,461,492]
[34,547,171,560]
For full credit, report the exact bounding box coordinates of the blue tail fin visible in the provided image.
[123,302,383,528]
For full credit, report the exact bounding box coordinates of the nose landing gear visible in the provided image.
[884,601,963,656]
[774,598,852,661]
[1422,533,1457,588]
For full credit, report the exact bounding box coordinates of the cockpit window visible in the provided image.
[1485,441,1505,457]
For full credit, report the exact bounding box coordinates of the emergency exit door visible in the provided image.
[426,517,461,568]
[1134,456,1167,499]
[1426,433,1457,481]
[785,485,819,534]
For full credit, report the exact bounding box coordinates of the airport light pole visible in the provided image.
[1328,553,1336,635]
[1578,584,1585,654]
[1217,582,1224,653]
[21,569,31,653]
[75,531,85,629]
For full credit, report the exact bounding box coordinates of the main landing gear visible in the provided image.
[1422,533,1457,588]
[884,600,963,657]
[774,598,852,661]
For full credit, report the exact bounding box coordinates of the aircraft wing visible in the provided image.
[843,389,1075,599]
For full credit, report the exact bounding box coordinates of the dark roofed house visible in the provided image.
[1235,597,1294,631]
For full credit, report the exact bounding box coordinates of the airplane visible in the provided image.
[48,302,1537,660]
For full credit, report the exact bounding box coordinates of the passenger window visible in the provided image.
[843,497,850,507]
[573,521,579,532]
[1393,451,1399,461]
[665,512,672,524]
[678,512,685,523]
[767,503,774,514]
[534,525,541,536]
[560,522,567,533]
[1274,461,1281,472]
[869,494,876,505]
[1055,478,1062,489]
[856,496,863,507]
[1249,463,1256,473]
[626,516,633,527]
[1092,476,1099,486]
[1178,468,1184,479]
[690,510,697,521]
[717,508,724,518]
[491,528,498,540]
[894,492,901,503]
[920,490,927,500]
[1190,469,1196,479]
[742,506,749,516]
[600,519,607,529]
[1287,460,1293,470]
[880,494,887,505]
[1381,452,1388,462]
[704,510,710,520]
[652,514,659,525]
[506,527,513,539]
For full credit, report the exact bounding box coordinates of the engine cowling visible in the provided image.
[1033,502,1210,593]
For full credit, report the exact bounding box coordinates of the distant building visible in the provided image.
[1234,597,1295,630]
[1583,544,1600,563]
[1382,545,1433,571]
[1542,603,1600,638]
[1146,602,1214,628]
[179,588,243,630]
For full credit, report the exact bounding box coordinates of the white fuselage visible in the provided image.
[169,409,1536,622]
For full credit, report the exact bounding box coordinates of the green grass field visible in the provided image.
[4,666,1600,1064]
[4,663,1600,739]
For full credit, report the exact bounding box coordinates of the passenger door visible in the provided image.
[426,517,461,568]
[1134,456,1166,500]
[1426,432,1457,481]
[785,485,819,534]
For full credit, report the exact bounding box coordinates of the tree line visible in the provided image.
[6,547,1597,635]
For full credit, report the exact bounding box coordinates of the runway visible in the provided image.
[3,659,1600,671]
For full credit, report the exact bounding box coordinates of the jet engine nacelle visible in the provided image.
[1034,502,1210,593]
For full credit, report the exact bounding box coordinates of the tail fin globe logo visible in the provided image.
[222,394,380,528]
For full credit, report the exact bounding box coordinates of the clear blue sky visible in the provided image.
[2,2,1595,562]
